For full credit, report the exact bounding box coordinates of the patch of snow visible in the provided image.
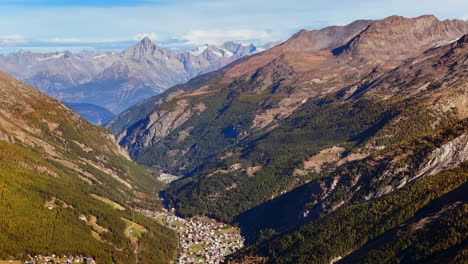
[93,54,107,59]
[36,53,65,61]
[190,45,208,56]
[217,47,234,57]
[211,50,223,57]
[255,47,266,53]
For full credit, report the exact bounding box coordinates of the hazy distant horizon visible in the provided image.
[1,0,467,54]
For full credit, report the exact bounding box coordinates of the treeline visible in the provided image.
[232,164,467,264]
[19,90,165,196]
[0,140,177,263]
[232,119,468,244]
[164,94,455,223]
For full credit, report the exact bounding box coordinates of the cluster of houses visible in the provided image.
[175,218,244,264]
[3,208,243,264]
[21,254,95,264]
[158,173,179,184]
[136,208,166,218]
[136,209,245,264]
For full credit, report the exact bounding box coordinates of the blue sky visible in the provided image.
[0,0,467,54]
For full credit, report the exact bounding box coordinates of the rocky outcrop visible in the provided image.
[415,134,468,179]
[119,99,194,152]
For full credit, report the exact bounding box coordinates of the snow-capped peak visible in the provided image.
[36,53,65,61]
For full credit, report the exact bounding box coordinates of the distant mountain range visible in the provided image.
[0,38,279,121]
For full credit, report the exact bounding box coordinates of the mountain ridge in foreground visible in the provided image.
[106,14,467,263]
[0,71,177,263]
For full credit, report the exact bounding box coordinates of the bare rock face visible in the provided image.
[119,99,195,152]
[96,61,130,80]
[456,34,468,44]
[282,19,372,52]
[335,15,468,62]
[415,134,468,179]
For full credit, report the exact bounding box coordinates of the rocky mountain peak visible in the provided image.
[63,50,73,58]
[141,36,152,45]
[220,41,238,51]
[334,14,468,61]
[280,19,372,52]
[383,14,437,23]
[123,36,158,57]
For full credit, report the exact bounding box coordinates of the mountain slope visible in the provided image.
[104,19,371,135]
[224,26,468,264]
[109,15,467,225]
[0,39,268,114]
[228,163,467,264]
[110,17,375,150]
[0,71,177,263]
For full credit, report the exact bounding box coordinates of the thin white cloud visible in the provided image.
[1,0,466,54]
[48,37,135,43]
[134,32,159,41]
[49,37,82,43]
[0,35,26,45]
[181,29,273,45]
[0,29,279,54]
